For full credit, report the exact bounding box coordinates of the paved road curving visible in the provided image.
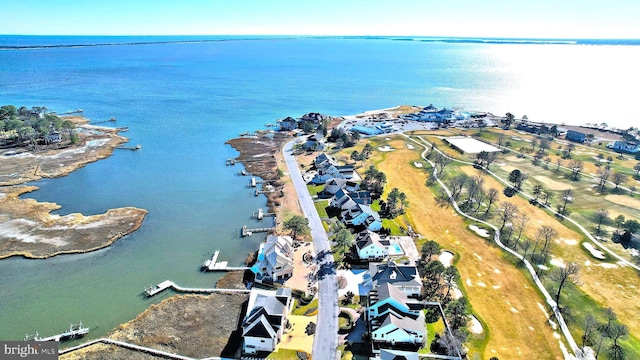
[283,140,339,360]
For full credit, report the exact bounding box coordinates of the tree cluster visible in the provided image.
[381,187,407,218]
[0,105,76,148]
[327,127,359,148]
[361,166,386,198]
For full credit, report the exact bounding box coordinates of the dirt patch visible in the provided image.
[62,293,249,359]
[505,155,525,162]
[533,175,574,191]
[605,194,640,209]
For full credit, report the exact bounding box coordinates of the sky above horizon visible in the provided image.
[1,0,639,39]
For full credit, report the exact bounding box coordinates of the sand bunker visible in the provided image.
[469,225,490,237]
[505,156,525,162]
[439,251,454,267]
[406,144,415,149]
[533,175,574,191]
[378,146,395,152]
[550,257,566,268]
[561,238,578,245]
[469,315,483,334]
[582,242,606,259]
[414,162,423,168]
[605,194,640,209]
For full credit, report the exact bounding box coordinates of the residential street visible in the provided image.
[283,140,339,360]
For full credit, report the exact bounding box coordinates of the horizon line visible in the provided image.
[2,34,640,41]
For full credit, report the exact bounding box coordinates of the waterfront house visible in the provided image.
[242,288,293,355]
[612,140,640,153]
[566,130,586,143]
[44,131,62,144]
[356,230,389,261]
[278,117,298,131]
[251,235,295,284]
[300,112,328,125]
[365,261,422,297]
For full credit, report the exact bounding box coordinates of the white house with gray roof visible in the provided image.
[251,235,295,284]
[242,288,293,355]
[365,261,422,297]
[355,230,390,261]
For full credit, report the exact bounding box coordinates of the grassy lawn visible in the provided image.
[372,135,564,359]
[292,299,319,316]
[414,131,640,358]
[267,349,303,359]
[314,200,329,218]
[307,184,324,196]
[423,317,445,354]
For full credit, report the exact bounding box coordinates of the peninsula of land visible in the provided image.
[0,113,147,259]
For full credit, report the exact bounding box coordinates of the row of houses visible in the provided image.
[278,112,330,131]
[310,153,355,184]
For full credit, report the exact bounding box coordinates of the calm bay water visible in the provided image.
[0,36,639,342]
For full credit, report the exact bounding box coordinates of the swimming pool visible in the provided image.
[388,243,404,256]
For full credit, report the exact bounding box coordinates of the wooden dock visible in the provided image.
[201,250,250,272]
[254,208,276,220]
[25,322,89,342]
[226,158,236,165]
[143,280,250,297]
[241,225,275,237]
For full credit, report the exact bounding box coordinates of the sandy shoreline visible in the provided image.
[0,116,148,259]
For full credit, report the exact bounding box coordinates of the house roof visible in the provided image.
[379,349,420,360]
[377,311,425,336]
[356,230,384,250]
[369,261,421,289]
[243,314,277,339]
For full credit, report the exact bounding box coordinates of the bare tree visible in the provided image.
[544,156,552,169]
[538,225,558,263]
[611,171,628,190]
[521,239,533,259]
[514,213,530,249]
[448,174,467,201]
[434,152,452,174]
[607,323,629,360]
[595,208,609,235]
[550,262,580,309]
[596,167,611,191]
[568,159,584,180]
[539,137,550,152]
[555,158,563,173]
[499,201,519,231]
[582,314,597,349]
[484,188,499,216]
[560,189,573,215]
